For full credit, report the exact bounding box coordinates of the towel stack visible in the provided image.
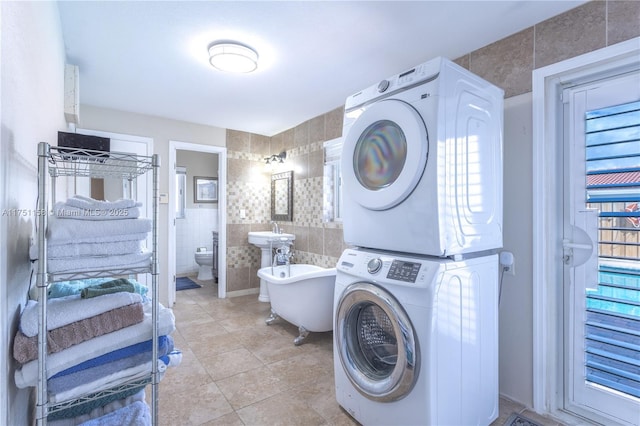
[37,196,152,276]
[14,278,181,424]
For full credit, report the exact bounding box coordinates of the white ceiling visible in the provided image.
[58,1,586,137]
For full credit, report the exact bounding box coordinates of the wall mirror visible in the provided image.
[271,171,293,222]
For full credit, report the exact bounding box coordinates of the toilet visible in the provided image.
[194,250,214,280]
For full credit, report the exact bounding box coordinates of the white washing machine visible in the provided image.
[333,248,499,426]
[341,57,504,257]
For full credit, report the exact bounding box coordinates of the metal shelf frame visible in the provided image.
[35,142,160,425]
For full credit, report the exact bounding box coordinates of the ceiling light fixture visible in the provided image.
[208,41,258,73]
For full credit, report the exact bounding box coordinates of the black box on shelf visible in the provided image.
[58,132,110,160]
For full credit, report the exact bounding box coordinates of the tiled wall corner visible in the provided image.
[250,107,345,274]
[309,114,326,144]
[226,129,251,152]
[469,27,534,98]
[607,0,640,45]
[460,0,638,101]
[453,55,470,70]
[324,106,344,140]
[251,133,271,157]
[225,129,272,293]
[534,0,606,69]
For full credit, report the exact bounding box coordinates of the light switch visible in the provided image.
[240,209,246,219]
[159,193,169,204]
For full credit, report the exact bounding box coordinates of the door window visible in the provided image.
[348,302,398,380]
[354,120,407,190]
[175,166,186,219]
[583,100,640,399]
[340,99,428,210]
[335,282,418,402]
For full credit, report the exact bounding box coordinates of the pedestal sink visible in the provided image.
[248,231,295,302]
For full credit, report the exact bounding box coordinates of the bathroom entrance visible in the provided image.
[168,141,227,305]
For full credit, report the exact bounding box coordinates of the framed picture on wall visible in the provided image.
[194,176,218,203]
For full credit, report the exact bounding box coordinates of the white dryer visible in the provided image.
[333,248,499,426]
[341,57,504,257]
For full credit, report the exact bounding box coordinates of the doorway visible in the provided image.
[168,141,227,306]
[533,38,640,425]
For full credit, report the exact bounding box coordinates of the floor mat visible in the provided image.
[503,413,544,426]
[176,276,201,291]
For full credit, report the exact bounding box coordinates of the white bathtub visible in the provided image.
[257,264,336,345]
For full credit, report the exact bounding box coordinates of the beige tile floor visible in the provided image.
[154,276,562,426]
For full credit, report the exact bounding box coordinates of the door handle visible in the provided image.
[562,240,592,250]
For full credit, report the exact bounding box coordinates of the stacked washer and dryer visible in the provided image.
[333,57,504,426]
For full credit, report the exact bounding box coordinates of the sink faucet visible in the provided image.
[271,221,281,234]
[273,243,293,266]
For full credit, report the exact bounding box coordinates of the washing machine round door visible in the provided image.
[335,282,419,402]
[341,99,428,210]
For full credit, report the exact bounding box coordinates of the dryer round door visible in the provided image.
[341,99,428,210]
[335,282,419,402]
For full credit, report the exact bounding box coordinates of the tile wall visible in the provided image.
[454,0,639,98]
[225,108,344,294]
[225,0,640,295]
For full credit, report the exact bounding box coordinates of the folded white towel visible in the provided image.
[47,216,151,244]
[14,302,175,388]
[46,251,152,274]
[50,239,143,259]
[53,202,141,220]
[19,292,143,337]
[29,240,143,261]
[65,195,141,210]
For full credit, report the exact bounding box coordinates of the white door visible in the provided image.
[76,129,153,286]
[563,72,640,425]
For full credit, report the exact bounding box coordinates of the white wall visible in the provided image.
[499,93,534,404]
[0,2,67,424]
[176,208,218,275]
[79,105,226,304]
[177,150,219,209]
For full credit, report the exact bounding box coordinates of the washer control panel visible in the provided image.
[367,258,383,274]
[338,248,439,287]
[387,260,421,283]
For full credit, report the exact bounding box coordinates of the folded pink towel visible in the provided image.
[13,303,144,364]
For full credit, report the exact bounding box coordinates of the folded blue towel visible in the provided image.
[41,277,148,300]
[48,336,174,395]
[51,335,171,379]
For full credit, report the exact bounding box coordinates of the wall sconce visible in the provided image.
[264,151,287,165]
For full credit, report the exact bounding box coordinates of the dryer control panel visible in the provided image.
[344,57,443,110]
